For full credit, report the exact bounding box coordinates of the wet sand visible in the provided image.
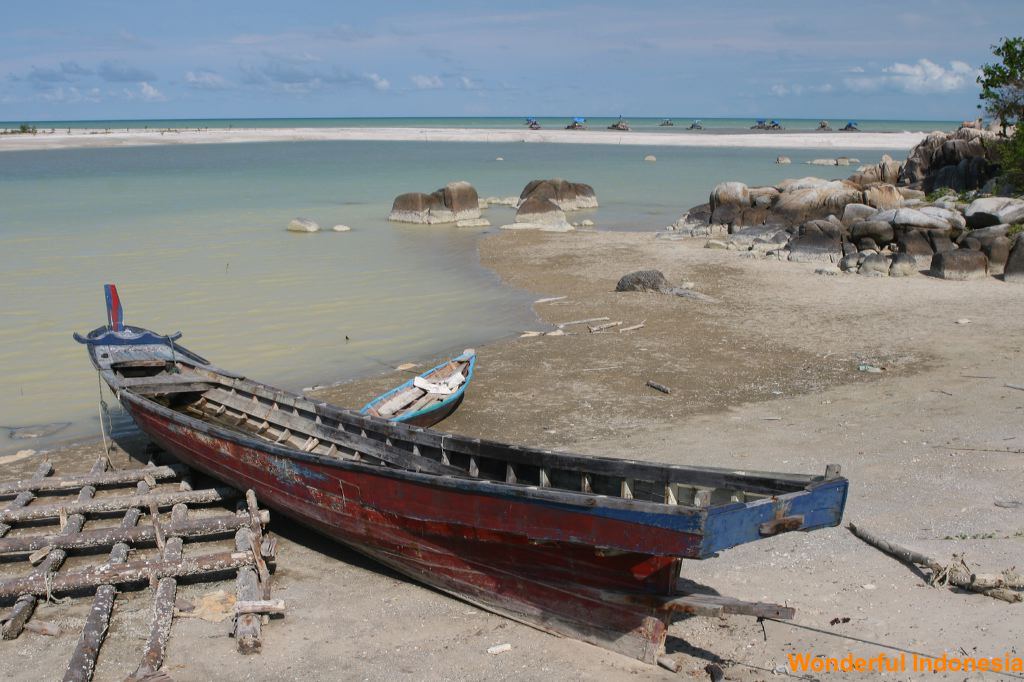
[1,231,1022,680]
[0,126,929,152]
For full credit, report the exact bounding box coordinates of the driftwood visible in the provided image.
[235,599,285,615]
[64,478,149,682]
[0,510,265,555]
[556,317,608,329]
[0,487,237,524]
[4,458,107,640]
[646,380,672,395]
[848,522,1022,603]
[588,321,622,333]
[619,320,646,333]
[0,550,254,601]
[0,465,182,497]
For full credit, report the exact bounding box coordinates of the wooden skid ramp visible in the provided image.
[0,455,281,681]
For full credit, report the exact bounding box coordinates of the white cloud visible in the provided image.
[139,82,166,101]
[185,70,230,90]
[411,74,443,89]
[366,73,390,91]
[457,76,479,90]
[770,83,832,97]
[845,59,975,94]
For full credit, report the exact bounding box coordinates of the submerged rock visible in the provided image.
[331,224,352,232]
[5,422,71,439]
[388,181,481,224]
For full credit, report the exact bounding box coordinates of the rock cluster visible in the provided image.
[388,181,481,224]
[501,178,598,232]
[684,180,1024,281]
[899,128,1000,193]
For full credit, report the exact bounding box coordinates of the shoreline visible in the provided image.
[0,126,931,152]
[2,229,1021,679]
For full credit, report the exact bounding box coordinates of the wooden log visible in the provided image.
[234,599,285,615]
[64,479,149,682]
[131,528,185,678]
[0,461,53,537]
[619,320,646,333]
[646,380,672,395]
[0,511,263,556]
[0,465,182,497]
[233,527,262,654]
[555,317,609,329]
[3,458,106,640]
[588,321,622,333]
[243,491,271,598]
[0,550,254,602]
[0,487,237,524]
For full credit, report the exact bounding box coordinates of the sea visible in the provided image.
[0,117,955,454]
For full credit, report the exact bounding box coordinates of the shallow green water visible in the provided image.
[0,140,905,453]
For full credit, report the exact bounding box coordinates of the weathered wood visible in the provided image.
[3,458,107,640]
[234,599,285,615]
[0,550,254,601]
[244,491,271,598]
[0,462,53,537]
[555,316,609,328]
[64,478,149,682]
[233,528,262,654]
[0,466,182,497]
[588,321,622,333]
[848,523,1022,603]
[619,320,646,333]
[132,510,185,679]
[0,487,237,524]
[0,510,262,556]
[645,380,671,395]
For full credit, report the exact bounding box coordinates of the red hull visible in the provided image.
[130,401,683,661]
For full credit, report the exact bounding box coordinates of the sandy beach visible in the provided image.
[0,126,931,152]
[2,229,1020,680]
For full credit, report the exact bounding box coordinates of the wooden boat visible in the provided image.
[75,291,848,665]
[361,350,475,427]
[607,117,630,131]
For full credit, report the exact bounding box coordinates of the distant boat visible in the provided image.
[361,350,476,427]
[751,118,768,130]
[841,121,860,132]
[524,117,538,127]
[769,119,784,130]
[817,120,832,131]
[658,118,674,127]
[565,117,587,130]
[607,117,630,131]
[687,120,704,130]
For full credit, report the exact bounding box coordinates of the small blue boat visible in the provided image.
[361,350,476,427]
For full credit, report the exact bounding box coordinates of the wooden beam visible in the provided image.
[0,487,237,524]
[0,462,53,537]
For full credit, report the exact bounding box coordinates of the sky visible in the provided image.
[1,0,1021,122]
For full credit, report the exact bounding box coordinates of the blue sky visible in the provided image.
[1,0,1021,121]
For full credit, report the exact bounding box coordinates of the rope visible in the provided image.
[166,336,179,374]
[96,373,110,456]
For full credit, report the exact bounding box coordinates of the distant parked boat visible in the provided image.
[687,120,704,130]
[658,118,674,127]
[362,350,476,427]
[817,120,832,131]
[565,117,587,130]
[841,121,860,132]
[607,117,630,131]
[751,118,768,130]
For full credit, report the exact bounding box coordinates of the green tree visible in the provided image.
[978,37,1024,131]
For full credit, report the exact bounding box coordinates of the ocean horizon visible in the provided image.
[1,115,960,135]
